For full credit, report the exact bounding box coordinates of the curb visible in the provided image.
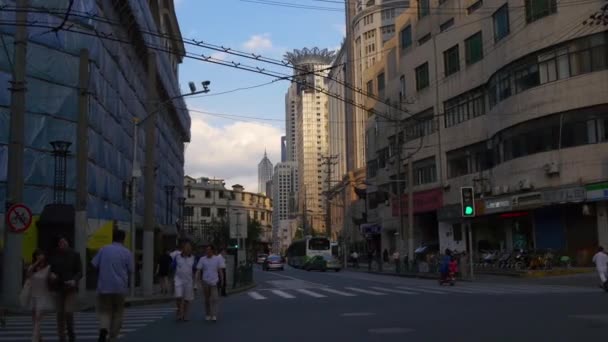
[227,282,257,295]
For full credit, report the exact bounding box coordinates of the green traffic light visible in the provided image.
[465,206,474,215]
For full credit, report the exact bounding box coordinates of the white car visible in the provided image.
[263,255,284,271]
[256,254,268,264]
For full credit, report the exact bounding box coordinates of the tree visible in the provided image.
[246,219,263,257]
[293,227,304,240]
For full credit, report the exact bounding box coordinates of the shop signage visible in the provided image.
[542,187,585,204]
[391,188,443,217]
[483,197,512,214]
[360,223,382,235]
[586,182,608,202]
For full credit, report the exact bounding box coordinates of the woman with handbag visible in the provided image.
[25,249,55,342]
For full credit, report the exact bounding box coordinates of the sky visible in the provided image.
[174,0,345,192]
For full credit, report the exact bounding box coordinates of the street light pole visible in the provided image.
[132,76,211,297]
[2,0,28,307]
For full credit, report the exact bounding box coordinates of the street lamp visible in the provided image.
[130,80,211,297]
[50,140,72,204]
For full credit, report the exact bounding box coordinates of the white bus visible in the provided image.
[286,236,331,268]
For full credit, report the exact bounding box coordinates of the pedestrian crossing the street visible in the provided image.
[246,283,599,301]
[0,307,174,341]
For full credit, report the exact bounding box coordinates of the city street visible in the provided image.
[4,266,607,341]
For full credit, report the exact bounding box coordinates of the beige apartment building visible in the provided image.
[183,177,273,250]
[363,0,608,264]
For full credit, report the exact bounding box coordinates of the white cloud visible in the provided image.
[185,115,282,193]
[243,33,273,52]
[210,51,228,61]
[333,24,346,37]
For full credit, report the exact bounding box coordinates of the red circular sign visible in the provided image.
[6,203,33,233]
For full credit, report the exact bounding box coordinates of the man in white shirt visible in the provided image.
[173,241,195,321]
[196,245,224,322]
[592,246,608,290]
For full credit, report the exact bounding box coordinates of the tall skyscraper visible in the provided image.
[284,48,335,235]
[271,162,298,252]
[258,150,273,195]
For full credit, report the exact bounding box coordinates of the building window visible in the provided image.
[418,33,431,46]
[413,157,437,185]
[204,190,211,198]
[447,142,493,178]
[415,62,430,91]
[377,72,385,92]
[444,86,486,128]
[377,148,389,169]
[400,25,412,49]
[489,32,607,108]
[380,25,395,36]
[493,4,510,42]
[367,159,378,178]
[184,206,194,217]
[366,80,374,95]
[440,18,454,32]
[467,0,483,14]
[217,208,226,218]
[381,8,396,20]
[465,31,483,65]
[494,106,607,163]
[443,45,460,76]
[404,108,435,142]
[399,75,406,101]
[363,13,374,25]
[201,207,211,217]
[418,0,430,19]
[525,0,557,23]
[218,191,225,198]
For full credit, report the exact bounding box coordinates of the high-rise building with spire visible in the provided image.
[258,150,273,195]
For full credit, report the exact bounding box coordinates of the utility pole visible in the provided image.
[142,52,157,296]
[407,154,414,269]
[2,0,28,308]
[321,155,338,240]
[75,48,90,295]
[303,186,309,236]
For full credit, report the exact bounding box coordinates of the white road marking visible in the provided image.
[344,287,387,296]
[318,288,357,297]
[341,312,376,317]
[370,286,419,295]
[296,289,327,298]
[271,289,296,299]
[395,286,447,294]
[247,291,267,300]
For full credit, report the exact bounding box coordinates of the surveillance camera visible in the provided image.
[188,81,196,93]
[202,80,211,87]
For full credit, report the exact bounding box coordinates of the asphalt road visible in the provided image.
[3,266,607,341]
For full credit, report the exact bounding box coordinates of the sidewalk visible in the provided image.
[4,282,256,315]
[346,262,595,287]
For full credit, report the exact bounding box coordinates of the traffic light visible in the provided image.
[228,238,239,249]
[460,187,475,217]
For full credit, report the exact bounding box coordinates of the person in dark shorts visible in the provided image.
[156,249,173,295]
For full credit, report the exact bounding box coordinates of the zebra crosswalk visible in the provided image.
[246,283,599,301]
[0,307,174,341]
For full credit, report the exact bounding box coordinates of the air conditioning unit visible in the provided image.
[493,186,502,195]
[501,185,510,194]
[519,179,533,191]
[544,162,560,176]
